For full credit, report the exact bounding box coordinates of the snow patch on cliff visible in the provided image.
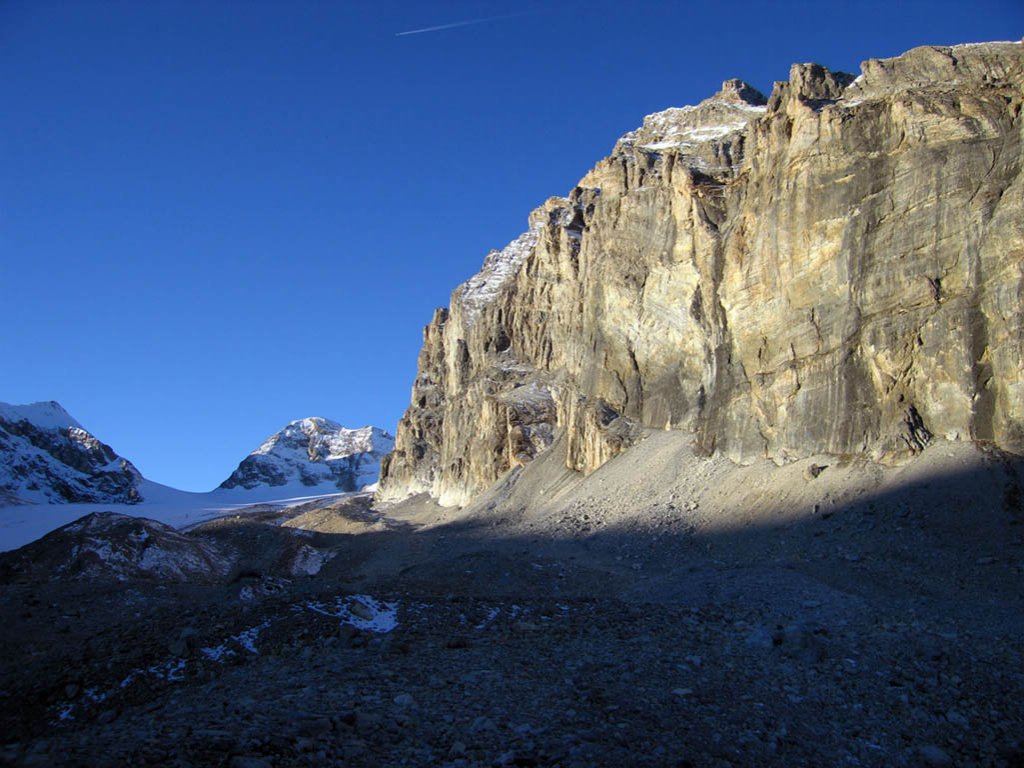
[617,81,767,157]
[624,102,766,152]
[456,223,542,320]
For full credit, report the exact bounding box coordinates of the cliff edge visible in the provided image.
[380,41,1024,507]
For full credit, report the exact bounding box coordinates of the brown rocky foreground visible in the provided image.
[1,433,1022,767]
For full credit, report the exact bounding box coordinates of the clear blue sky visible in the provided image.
[2,1,1021,491]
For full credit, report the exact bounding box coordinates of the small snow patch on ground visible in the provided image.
[83,687,107,703]
[200,644,230,662]
[148,658,187,681]
[475,606,501,630]
[303,594,399,633]
[118,657,188,690]
[201,619,272,661]
[234,621,270,654]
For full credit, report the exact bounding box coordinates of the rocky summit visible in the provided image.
[379,40,1024,508]
[0,401,143,505]
[219,418,394,494]
[0,404,395,509]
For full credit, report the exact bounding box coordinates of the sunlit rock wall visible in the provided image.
[379,42,1024,506]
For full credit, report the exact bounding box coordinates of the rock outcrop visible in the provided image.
[0,511,230,583]
[379,41,1024,507]
[0,401,143,505]
[219,418,394,493]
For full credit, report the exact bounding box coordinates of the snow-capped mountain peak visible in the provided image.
[0,401,83,432]
[219,418,394,493]
[0,400,143,505]
[254,418,385,461]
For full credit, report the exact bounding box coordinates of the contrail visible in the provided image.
[395,11,534,37]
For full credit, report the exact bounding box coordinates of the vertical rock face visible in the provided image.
[379,41,1024,507]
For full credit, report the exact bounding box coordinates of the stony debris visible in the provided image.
[0,512,231,583]
[1,476,1022,768]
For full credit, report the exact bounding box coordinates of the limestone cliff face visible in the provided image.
[379,41,1024,507]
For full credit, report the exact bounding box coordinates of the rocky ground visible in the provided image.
[1,434,1023,767]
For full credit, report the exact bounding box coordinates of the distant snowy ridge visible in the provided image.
[0,404,394,552]
[0,401,84,431]
[218,417,395,493]
[0,400,143,505]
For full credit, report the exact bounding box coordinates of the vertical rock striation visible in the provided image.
[379,41,1024,507]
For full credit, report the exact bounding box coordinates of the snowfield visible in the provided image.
[0,401,393,552]
[0,480,354,552]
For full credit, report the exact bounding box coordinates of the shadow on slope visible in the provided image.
[345,432,1024,633]
[1,434,1022,767]
[3,428,1021,635]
